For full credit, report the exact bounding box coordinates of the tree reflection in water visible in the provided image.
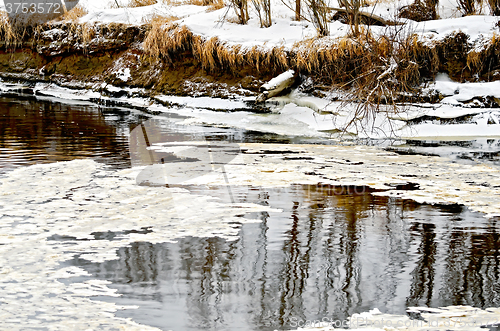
[71,184,500,331]
[0,96,136,170]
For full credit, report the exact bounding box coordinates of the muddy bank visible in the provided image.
[0,23,271,98]
[1,22,500,101]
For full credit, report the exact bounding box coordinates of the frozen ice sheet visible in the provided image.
[290,306,500,331]
[0,159,276,329]
[157,142,500,218]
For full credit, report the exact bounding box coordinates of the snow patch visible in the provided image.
[115,67,131,82]
[262,69,295,90]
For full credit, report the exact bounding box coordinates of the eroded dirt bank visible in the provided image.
[0,23,272,98]
[2,21,500,102]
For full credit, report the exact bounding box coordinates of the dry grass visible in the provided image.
[293,36,366,80]
[364,0,394,4]
[189,0,218,5]
[457,0,480,15]
[77,23,96,46]
[0,11,31,49]
[0,11,17,47]
[141,15,429,100]
[0,4,90,49]
[488,0,500,14]
[143,20,191,63]
[130,0,226,7]
[60,5,89,22]
[142,19,425,93]
[291,28,425,134]
[192,38,290,72]
[398,0,437,21]
[127,0,224,7]
[160,0,225,7]
[207,0,226,11]
[467,33,500,77]
[467,46,485,71]
[40,21,96,50]
[192,35,243,70]
[293,29,428,88]
[143,20,289,73]
[0,10,97,50]
[129,0,157,7]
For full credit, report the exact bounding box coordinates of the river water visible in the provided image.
[1,94,500,331]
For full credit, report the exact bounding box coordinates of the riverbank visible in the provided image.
[1,2,500,139]
[1,14,500,101]
[0,22,273,98]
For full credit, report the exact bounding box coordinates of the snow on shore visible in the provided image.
[1,0,498,140]
[3,80,499,140]
[51,0,500,140]
[73,0,500,50]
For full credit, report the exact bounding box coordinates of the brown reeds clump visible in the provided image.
[291,28,426,134]
[192,39,290,73]
[143,20,289,73]
[0,11,18,48]
[162,0,225,8]
[467,34,500,80]
[60,5,89,22]
[143,20,191,63]
[398,0,438,21]
[192,0,225,7]
[1,5,92,50]
[207,0,226,11]
[129,0,157,7]
[0,11,33,49]
[488,0,500,15]
[457,0,481,15]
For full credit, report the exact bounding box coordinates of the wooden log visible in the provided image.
[256,70,297,103]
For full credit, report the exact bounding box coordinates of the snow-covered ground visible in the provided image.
[72,0,500,48]
[1,0,496,48]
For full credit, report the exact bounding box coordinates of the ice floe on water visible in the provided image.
[4,80,500,141]
[154,94,252,111]
[0,159,276,329]
[140,142,500,218]
[290,306,500,331]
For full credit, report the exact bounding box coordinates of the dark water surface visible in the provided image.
[0,96,137,171]
[0,96,293,172]
[2,95,500,330]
